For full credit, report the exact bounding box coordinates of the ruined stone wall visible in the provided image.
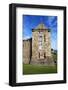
[23,39,32,64]
[31,29,52,64]
[23,27,52,65]
[32,31,39,60]
[32,30,51,58]
[44,30,51,57]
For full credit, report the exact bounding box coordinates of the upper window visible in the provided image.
[38,31,43,50]
[44,35,46,42]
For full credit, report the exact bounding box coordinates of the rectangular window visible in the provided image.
[44,53,46,58]
[38,31,43,50]
[39,53,40,58]
[44,35,46,42]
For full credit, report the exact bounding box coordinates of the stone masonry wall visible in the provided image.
[23,39,31,64]
[31,29,52,65]
[32,31,39,60]
[44,30,51,57]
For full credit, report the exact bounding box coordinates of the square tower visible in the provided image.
[31,23,52,65]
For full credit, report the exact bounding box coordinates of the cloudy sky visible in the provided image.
[22,15,57,50]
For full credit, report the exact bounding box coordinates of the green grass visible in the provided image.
[23,64,57,75]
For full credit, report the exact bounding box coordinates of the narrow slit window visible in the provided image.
[44,35,46,42]
[39,53,40,58]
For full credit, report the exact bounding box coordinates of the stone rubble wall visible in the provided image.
[23,28,54,65]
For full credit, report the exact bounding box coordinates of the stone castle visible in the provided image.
[23,23,54,65]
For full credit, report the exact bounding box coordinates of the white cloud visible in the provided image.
[23,36,31,40]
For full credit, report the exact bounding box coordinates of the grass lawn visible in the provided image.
[23,64,57,75]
